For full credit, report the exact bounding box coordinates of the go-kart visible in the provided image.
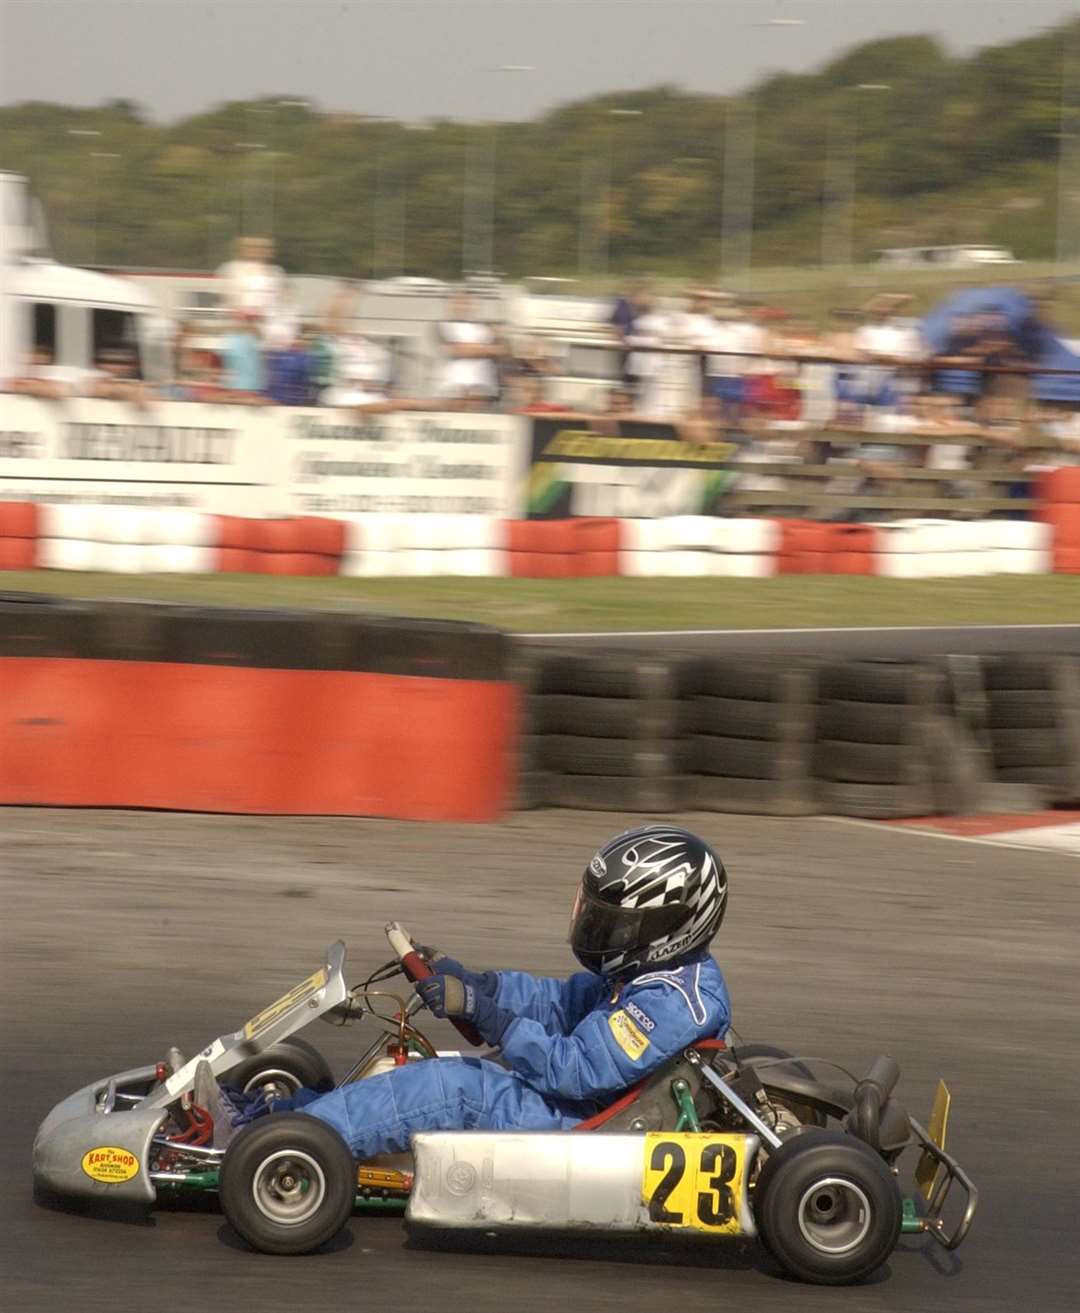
[33,925,977,1285]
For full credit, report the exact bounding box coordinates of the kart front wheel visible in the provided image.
[754,1130,901,1285]
[219,1113,355,1255]
[227,1036,334,1101]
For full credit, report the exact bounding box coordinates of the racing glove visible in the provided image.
[415,974,513,1046]
[415,946,497,996]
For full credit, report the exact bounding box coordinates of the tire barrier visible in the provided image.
[814,660,947,818]
[520,648,1077,818]
[678,656,818,815]
[620,516,777,578]
[0,503,1075,578]
[0,600,515,821]
[0,501,38,570]
[1038,469,1080,574]
[977,656,1080,805]
[506,518,622,579]
[341,514,508,579]
[528,651,682,811]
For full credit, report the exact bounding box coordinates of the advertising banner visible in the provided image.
[526,417,739,519]
[0,398,525,518]
[0,396,265,512]
[278,410,524,517]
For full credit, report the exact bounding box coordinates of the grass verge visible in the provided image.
[1,571,1077,633]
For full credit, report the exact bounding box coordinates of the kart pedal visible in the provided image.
[192,1060,238,1150]
[165,1046,186,1075]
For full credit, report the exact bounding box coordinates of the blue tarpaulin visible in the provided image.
[920,286,1080,404]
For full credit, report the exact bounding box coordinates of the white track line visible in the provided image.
[522,623,1080,640]
[821,815,1080,858]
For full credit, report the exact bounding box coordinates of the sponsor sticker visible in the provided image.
[608,1009,650,1061]
[81,1147,140,1184]
[243,967,328,1041]
[624,1000,656,1032]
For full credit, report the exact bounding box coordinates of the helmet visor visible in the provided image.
[570,885,685,958]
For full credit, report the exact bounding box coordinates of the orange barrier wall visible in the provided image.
[0,605,516,822]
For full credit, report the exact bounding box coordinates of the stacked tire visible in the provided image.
[531,651,682,811]
[980,656,1080,805]
[814,661,948,818]
[679,657,817,815]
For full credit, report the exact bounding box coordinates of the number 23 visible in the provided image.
[647,1139,738,1227]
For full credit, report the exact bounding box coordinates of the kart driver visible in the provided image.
[225,825,730,1157]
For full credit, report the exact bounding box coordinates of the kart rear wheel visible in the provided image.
[219,1113,355,1255]
[754,1130,901,1285]
[227,1036,334,1101]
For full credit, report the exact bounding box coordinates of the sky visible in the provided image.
[0,0,1077,123]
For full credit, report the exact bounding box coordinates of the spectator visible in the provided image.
[215,235,286,324]
[265,329,313,406]
[509,372,566,414]
[609,277,653,403]
[2,346,82,399]
[701,302,766,430]
[86,347,152,408]
[221,310,266,398]
[436,291,504,410]
[304,322,338,401]
[322,330,392,410]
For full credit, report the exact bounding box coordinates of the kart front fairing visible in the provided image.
[32,942,349,1205]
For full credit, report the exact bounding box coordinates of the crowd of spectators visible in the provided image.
[4,240,1080,516]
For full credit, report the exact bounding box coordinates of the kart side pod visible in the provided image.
[406,1130,760,1237]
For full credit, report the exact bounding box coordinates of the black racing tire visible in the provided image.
[688,774,815,816]
[814,740,907,785]
[539,773,676,812]
[537,653,678,699]
[984,690,1058,731]
[225,1037,335,1101]
[982,655,1067,692]
[816,780,929,819]
[820,661,920,705]
[537,734,678,777]
[685,696,784,740]
[696,657,790,702]
[817,701,908,745]
[988,727,1064,769]
[995,766,1073,792]
[694,735,779,779]
[534,694,680,739]
[219,1113,356,1255]
[754,1130,901,1285]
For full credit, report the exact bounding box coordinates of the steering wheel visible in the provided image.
[385,922,484,1048]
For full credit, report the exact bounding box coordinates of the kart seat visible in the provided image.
[574,1039,727,1133]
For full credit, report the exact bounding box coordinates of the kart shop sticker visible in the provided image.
[608,1009,650,1061]
[81,1147,139,1184]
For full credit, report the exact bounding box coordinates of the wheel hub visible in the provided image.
[796,1176,873,1256]
[252,1150,326,1226]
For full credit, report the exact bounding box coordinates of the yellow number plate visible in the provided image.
[642,1132,749,1234]
[243,967,328,1041]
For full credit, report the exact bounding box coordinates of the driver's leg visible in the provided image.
[288,1057,580,1160]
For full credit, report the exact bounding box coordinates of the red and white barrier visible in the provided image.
[1039,469,1080,574]
[1,496,1078,579]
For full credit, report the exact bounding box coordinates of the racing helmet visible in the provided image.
[569,825,727,978]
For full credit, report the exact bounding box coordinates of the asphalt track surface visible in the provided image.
[3,807,1077,1312]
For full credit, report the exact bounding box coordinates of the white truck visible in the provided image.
[0,170,168,386]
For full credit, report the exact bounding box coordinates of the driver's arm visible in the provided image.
[491,971,607,1033]
[498,985,713,1103]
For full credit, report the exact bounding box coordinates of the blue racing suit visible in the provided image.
[290,955,731,1160]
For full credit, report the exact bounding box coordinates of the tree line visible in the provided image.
[1,20,1077,279]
